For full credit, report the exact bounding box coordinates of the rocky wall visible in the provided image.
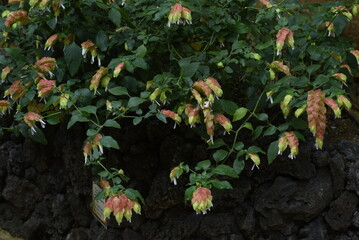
[0,121,358,240]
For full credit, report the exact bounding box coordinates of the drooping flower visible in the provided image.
[113,62,125,78]
[332,73,347,87]
[269,68,276,81]
[215,113,232,134]
[52,0,65,18]
[1,67,11,80]
[205,77,223,98]
[4,80,26,101]
[181,6,192,25]
[101,75,112,91]
[266,89,274,104]
[276,27,294,55]
[203,108,215,144]
[192,89,203,106]
[24,112,46,135]
[248,152,260,170]
[35,57,57,77]
[83,141,92,163]
[336,95,352,111]
[81,40,95,58]
[104,194,141,225]
[307,89,326,149]
[340,64,352,75]
[191,187,213,214]
[259,0,275,8]
[278,135,288,155]
[169,166,183,185]
[149,88,161,105]
[326,22,335,37]
[284,132,299,159]
[270,61,291,75]
[324,97,341,118]
[186,105,201,127]
[90,67,108,94]
[0,100,11,114]
[44,34,59,51]
[93,134,103,155]
[167,3,193,27]
[161,110,181,128]
[294,104,307,118]
[59,93,69,109]
[106,100,113,112]
[37,79,56,98]
[5,10,28,29]
[280,94,293,119]
[350,50,359,65]
[193,81,214,103]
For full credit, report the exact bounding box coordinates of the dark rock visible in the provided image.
[159,135,193,168]
[66,188,92,227]
[25,167,37,180]
[2,175,42,218]
[312,151,329,167]
[325,191,359,231]
[353,211,359,228]
[197,213,240,239]
[145,171,183,219]
[254,169,333,233]
[95,228,123,240]
[332,231,359,240]
[23,139,48,172]
[0,141,25,176]
[346,158,359,195]
[336,141,359,161]
[298,216,328,240]
[329,153,345,196]
[64,228,90,240]
[0,203,24,237]
[51,194,74,234]
[123,228,144,240]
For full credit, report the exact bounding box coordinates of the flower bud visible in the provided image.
[285,132,299,159]
[332,73,347,86]
[191,187,213,214]
[187,107,201,127]
[169,166,183,185]
[59,94,69,109]
[101,75,112,91]
[353,4,359,16]
[248,153,260,169]
[192,89,203,105]
[270,61,291,75]
[193,80,214,103]
[161,110,181,126]
[295,104,307,118]
[205,77,223,98]
[336,95,352,111]
[113,62,125,78]
[83,141,91,163]
[269,68,276,81]
[149,88,161,102]
[215,114,232,133]
[1,67,11,81]
[44,34,59,51]
[350,50,359,65]
[24,112,46,135]
[278,136,288,155]
[0,100,11,114]
[324,97,341,118]
[37,79,56,98]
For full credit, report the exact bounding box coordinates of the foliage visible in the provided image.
[0,0,358,220]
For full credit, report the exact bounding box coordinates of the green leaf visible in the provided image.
[156,112,167,123]
[306,64,321,75]
[29,127,48,145]
[179,58,200,78]
[267,140,279,164]
[134,45,147,58]
[252,126,264,141]
[233,107,248,121]
[133,117,143,125]
[98,171,109,178]
[213,165,239,178]
[127,97,146,108]
[211,179,233,190]
[256,113,268,121]
[233,159,245,175]
[248,146,265,154]
[109,8,121,27]
[213,150,228,162]
[109,86,129,96]
[132,58,148,70]
[243,122,253,131]
[86,129,97,137]
[46,116,60,125]
[208,139,227,149]
[103,119,121,129]
[234,141,244,151]
[99,136,120,149]
[124,188,144,204]
[195,160,211,170]
[313,74,330,87]
[96,30,108,51]
[79,105,97,115]
[184,186,197,201]
[263,126,277,136]
[64,42,82,77]
[67,114,89,129]
[220,100,239,115]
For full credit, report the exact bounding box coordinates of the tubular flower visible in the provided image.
[307,89,326,149]
[161,110,181,128]
[5,10,28,29]
[93,134,103,155]
[149,88,161,105]
[169,166,183,185]
[59,93,69,109]
[324,97,341,118]
[340,64,352,75]
[187,106,201,127]
[203,108,215,144]
[113,62,125,78]
[215,114,232,134]
[259,0,275,8]
[101,75,112,91]
[326,22,335,37]
[270,61,291,75]
[193,81,214,103]
[0,100,11,114]
[284,132,299,159]
[104,194,141,225]
[44,34,59,51]
[280,94,293,119]
[269,68,276,81]
[276,27,294,55]
[278,135,288,155]
[37,79,56,98]
[4,80,26,101]
[24,112,46,135]
[248,152,260,169]
[266,89,275,104]
[35,57,57,76]
[295,104,307,118]
[52,0,65,18]
[205,77,223,98]
[81,40,95,58]
[192,89,203,106]
[90,67,108,94]
[83,141,92,163]
[350,50,359,65]
[1,67,11,80]
[63,33,74,46]
[336,95,352,111]
[191,187,213,214]
[167,4,192,27]
[332,73,347,87]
